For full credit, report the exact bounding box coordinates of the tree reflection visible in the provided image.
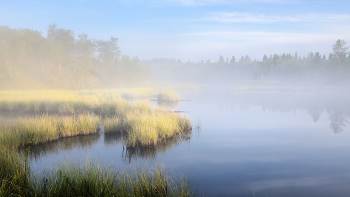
[328,109,350,134]
[224,90,350,134]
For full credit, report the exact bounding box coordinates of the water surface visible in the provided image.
[10,86,350,196]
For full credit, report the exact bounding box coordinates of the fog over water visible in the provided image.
[8,86,348,196]
[1,0,350,196]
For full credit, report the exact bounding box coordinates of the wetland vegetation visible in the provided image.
[0,22,349,196]
[0,89,195,196]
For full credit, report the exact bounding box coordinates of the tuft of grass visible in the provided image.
[157,91,180,102]
[104,106,192,148]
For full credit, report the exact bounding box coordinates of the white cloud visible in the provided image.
[202,12,350,23]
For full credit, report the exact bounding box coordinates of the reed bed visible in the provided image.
[0,149,29,197]
[0,154,196,197]
[104,106,192,147]
[0,88,155,114]
[0,89,195,196]
[0,114,100,150]
[29,161,195,197]
[157,91,180,102]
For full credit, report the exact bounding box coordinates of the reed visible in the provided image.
[0,88,155,114]
[27,160,196,197]
[0,149,29,197]
[0,89,196,196]
[104,106,192,147]
[94,100,130,117]
[0,114,100,150]
[0,154,196,196]
[157,91,180,102]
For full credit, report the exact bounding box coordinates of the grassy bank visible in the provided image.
[0,89,155,114]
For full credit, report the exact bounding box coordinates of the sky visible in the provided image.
[1,0,350,61]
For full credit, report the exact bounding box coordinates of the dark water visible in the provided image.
[11,86,350,196]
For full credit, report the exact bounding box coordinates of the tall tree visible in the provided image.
[263,54,268,61]
[95,37,120,68]
[230,56,236,64]
[217,55,225,64]
[333,39,349,63]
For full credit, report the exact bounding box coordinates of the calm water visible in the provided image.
[9,86,350,196]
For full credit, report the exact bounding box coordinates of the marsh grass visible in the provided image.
[0,114,100,150]
[0,149,29,197]
[0,155,196,197]
[28,160,196,197]
[104,106,192,147]
[157,91,180,102]
[0,88,155,114]
[0,89,195,196]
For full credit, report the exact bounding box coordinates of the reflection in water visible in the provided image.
[157,101,179,110]
[104,130,192,163]
[328,109,350,134]
[20,134,101,161]
[223,90,350,134]
[21,129,192,163]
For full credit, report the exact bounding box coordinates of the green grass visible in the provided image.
[0,154,196,197]
[28,161,196,197]
[157,91,180,102]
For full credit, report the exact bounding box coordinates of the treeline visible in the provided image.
[146,40,350,85]
[0,24,150,89]
[1,24,350,89]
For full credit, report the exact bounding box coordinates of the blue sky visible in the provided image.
[1,0,350,61]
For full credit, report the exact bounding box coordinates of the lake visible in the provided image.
[11,86,350,196]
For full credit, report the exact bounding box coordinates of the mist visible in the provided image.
[1,24,349,89]
[1,0,350,196]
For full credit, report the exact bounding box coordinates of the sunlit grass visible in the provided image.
[0,88,155,114]
[0,89,195,196]
[0,114,100,150]
[104,106,191,147]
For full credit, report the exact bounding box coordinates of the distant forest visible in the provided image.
[1,25,349,89]
[0,24,149,89]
